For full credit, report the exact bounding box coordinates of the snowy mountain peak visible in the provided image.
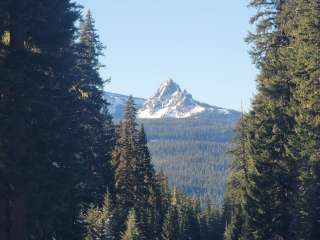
[104,79,240,121]
[138,80,233,119]
[157,79,181,97]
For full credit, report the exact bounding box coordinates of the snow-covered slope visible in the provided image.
[104,79,240,121]
[138,79,236,119]
[103,92,145,120]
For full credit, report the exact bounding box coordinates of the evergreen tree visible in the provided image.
[225,0,304,239]
[224,114,250,240]
[121,209,143,240]
[0,3,115,238]
[113,96,139,209]
[53,9,115,238]
[136,124,159,239]
[84,192,115,240]
[75,9,115,208]
[113,97,159,238]
[153,171,172,239]
[137,124,157,200]
[243,0,298,239]
[0,0,9,54]
[285,0,320,238]
[161,206,180,240]
[79,10,104,69]
[160,187,180,240]
[179,200,201,240]
[199,213,209,240]
[0,1,84,238]
[205,205,224,240]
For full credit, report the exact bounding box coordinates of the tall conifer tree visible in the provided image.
[84,192,115,240]
[121,209,143,240]
[226,0,300,239]
[285,0,320,238]
[113,96,140,211]
[75,10,115,207]
[113,97,162,239]
[161,206,180,240]
[0,2,115,239]
[136,124,159,238]
[224,114,250,239]
[0,1,84,238]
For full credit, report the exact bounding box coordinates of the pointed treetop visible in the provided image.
[79,10,104,58]
[80,10,95,42]
[102,190,112,212]
[121,209,142,240]
[124,96,138,124]
[171,186,178,206]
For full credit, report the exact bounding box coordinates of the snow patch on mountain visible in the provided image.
[103,92,145,120]
[137,79,233,119]
[104,79,239,121]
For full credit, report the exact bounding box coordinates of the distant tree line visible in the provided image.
[141,115,236,204]
[141,117,236,143]
[149,140,231,204]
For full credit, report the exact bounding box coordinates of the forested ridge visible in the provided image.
[141,117,237,143]
[149,140,230,202]
[142,117,235,203]
[0,0,319,240]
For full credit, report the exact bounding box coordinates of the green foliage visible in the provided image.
[79,10,104,69]
[4,1,319,240]
[161,206,180,240]
[224,115,250,240]
[113,98,163,239]
[113,96,143,210]
[75,9,115,208]
[225,1,320,239]
[112,98,226,240]
[225,0,297,237]
[0,4,114,238]
[141,117,237,142]
[84,192,115,240]
[179,202,201,240]
[0,1,81,238]
[141,116,237,203]
[149,140,231,204]
[286,0,320,238]
[121,209,143,240]
[159,186,224,240]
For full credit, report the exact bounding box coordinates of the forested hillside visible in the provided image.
[142,116,237,142]
[141,116,237,203]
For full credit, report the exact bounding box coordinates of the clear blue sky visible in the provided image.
[76,0,257,111]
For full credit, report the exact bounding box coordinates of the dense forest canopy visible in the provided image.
[142,117,235,203]
[0,0,319,239]
[139,112,239,203]
[224,0,320,239]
